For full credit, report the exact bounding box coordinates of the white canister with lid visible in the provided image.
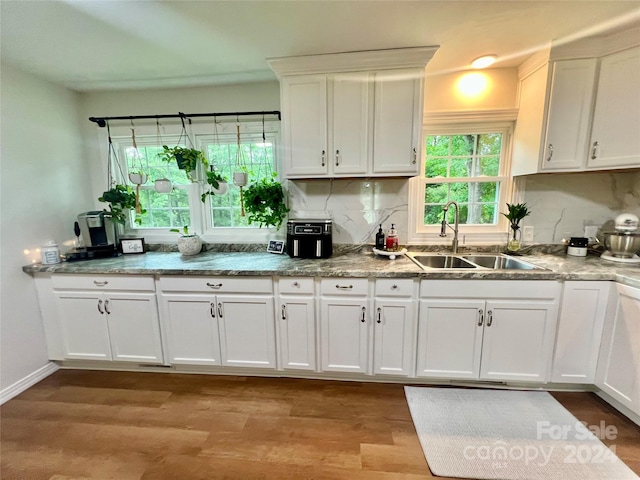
[567,237,588,257]
[40,240,61,264]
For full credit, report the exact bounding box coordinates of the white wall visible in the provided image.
[0,62,92,392]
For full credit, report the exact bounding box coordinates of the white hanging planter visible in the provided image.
[128,172,148,185]
[212,182,229,195]
[155,178,173,193]
[233,172,248,187]
[177,235,202,256]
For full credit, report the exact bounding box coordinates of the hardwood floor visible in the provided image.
[1,370,639,479]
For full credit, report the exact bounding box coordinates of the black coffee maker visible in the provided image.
[66,211,119,261]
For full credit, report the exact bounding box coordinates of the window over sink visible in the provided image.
[408,122,515,244]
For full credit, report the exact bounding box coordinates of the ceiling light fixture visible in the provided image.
[471,55,497,69]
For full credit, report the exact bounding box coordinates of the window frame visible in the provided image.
[96,120,282,244]
[408,122,516,245]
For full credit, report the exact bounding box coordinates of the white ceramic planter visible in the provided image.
[212,182,229,195]
[129,173,148,185]
[177,235,202,256]
[233,172,248,187]
[155,178,173,193]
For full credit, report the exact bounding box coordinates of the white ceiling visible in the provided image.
[1,0,639,92]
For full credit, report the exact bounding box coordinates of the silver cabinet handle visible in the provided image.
[210,302,216,318]
[335,284,353,290]
[546,144,553,162]
[104,299,111,315]
[591,141,599,160]
[93,280,108,287]
[335,149,340,166]
[97,299,104,314]
[391,284,398,290]
[321,150,326,167]
[217,303,223,318]
[361,306,366,323]
[206,282,222,289]
[377,307,382,324]
[292,281,300,288]
[412,147,417,164]
[486,310,493,327]
[478,309,484,327]
[281,304,287,320]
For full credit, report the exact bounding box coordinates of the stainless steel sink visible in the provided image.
[406,252,547,271]
[407,254,476,269]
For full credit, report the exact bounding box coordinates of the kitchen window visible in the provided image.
[107,120,281,243]
[408,123,514,244]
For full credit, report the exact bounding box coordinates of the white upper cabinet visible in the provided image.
[588,46,640,169]
[512,28,640,175]
[269,47,436,179]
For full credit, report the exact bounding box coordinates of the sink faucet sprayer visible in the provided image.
[440,201,460,254]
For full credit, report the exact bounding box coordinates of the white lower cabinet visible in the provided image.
[51,275,163,363]
[596,283,640,416]
[159,277,276,369]
[277,277,316,371]
[416,280,560,383]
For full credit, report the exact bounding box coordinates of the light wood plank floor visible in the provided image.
[1,370,639,479]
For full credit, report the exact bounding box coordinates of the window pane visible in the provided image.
[478,133,502,155]
[451,135,476,156]
[426,135,450,156]
[450,158,472,178]
[422,181,500,226]
[475,156,499,176]
[425,158,448,178]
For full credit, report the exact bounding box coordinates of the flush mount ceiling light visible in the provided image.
[471,55,497,69]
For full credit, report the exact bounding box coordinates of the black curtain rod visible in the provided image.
[89,110,281,127]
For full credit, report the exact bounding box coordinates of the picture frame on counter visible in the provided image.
[267,240,285,254]
[120,238,146,254]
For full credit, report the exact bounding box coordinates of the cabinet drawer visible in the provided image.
[375,278,415,297]
[320,278,368,296]
[51,274,155,292]
[279,277,314,295]
[159,276,273,294]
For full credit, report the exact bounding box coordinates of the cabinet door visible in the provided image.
[373,299,416,376]
[217,295,276,369]
[596,284,640,413]
[551,281,610,383]
[416,300,485,379]
[320,298,369,373]
[106,292,164,363]
[55,292,112,361]
[279,296,316,371]
[281,75,328,177]
[372,69,422,175]
[161,294,221,366]
[480,301,557,382]
[331,73,370,175]
[589,46,640,169]
[541,59,597,171]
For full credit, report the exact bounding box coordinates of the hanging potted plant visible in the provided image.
[158,145,207,182]
[98,184,144,225]
[502,202,531,253]
[170,225,202,256]
[243,175,289,230]
[201,168,229,203]
[128,128,148,186]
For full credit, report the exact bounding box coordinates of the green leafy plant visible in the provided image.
[243,175,289,229]
[158,145,207,182]
[98,184,144,225]
[501,203,531,228]
[201,170,228,203]
[169,225,195,236]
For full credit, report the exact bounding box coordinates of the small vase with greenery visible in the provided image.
[201,169,229,203]
[99,184,144,225]
[170,225,202,256]
[243,175,289,230]
[502,202,531,253]
[158,145,207,182]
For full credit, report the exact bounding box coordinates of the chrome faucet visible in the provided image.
[440,201,460,254]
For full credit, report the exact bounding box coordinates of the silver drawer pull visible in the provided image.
[478,309,484,327]
[377,307,382,324]
[546,144,554,162]
[97,299,104,314]
[206,282,223,289]
[412,147,417,164]
[591,141,599,160]
[293,281,300,288]
[486,310,493,327]
[335,149,340,166]
[321,150,326,167]
[336,284,353,290]
[210,302,216,318]
[93,280,108,287]
[391,284,398,290]
[104,299,111,315]
[361,306,366,323]
[217,302,223,318]
[281,304,287,320]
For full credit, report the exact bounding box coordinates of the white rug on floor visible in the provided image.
[405,387,639,480]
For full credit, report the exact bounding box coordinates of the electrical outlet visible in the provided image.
[584,225,599,240]
[523,226,534,242]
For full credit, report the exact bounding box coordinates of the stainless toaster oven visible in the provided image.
[286,219,332,259]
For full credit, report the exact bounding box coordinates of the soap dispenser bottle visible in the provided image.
[385,224,399,251]
[375,224,386,249]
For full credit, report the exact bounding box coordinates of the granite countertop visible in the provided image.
[22,249,640,288]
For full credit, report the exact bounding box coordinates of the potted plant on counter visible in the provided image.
[170,225,202,256]
[243,175,289,230]
[502,202,531,253]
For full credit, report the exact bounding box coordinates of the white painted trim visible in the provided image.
[424,109,518,125]
[0,362,59,405]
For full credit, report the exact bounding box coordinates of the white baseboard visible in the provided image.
[595,390,640,427]
[0,362,59,405]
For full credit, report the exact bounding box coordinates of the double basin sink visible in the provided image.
[406,253,547,271]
